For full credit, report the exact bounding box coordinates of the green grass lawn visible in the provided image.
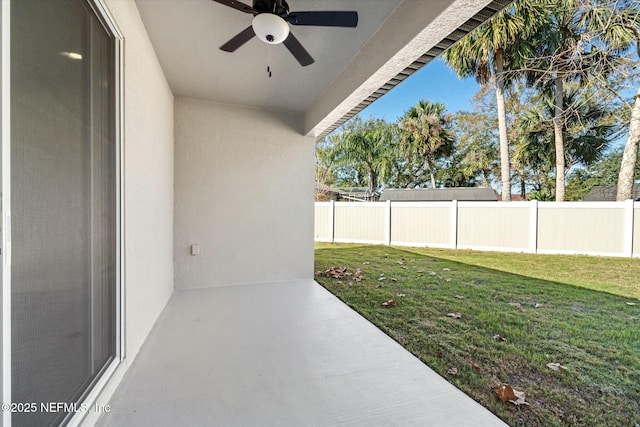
[314,243,640,427]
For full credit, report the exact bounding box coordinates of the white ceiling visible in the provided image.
[135,0,401,114]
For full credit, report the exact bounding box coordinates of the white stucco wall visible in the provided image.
[174,97,314,289]
[113,0,174,364]
[85,1,174,424]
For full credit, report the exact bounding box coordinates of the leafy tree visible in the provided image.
[566,146,640,200]
[437,150,481,187]
[515,86,617,197]
[329,117,396,194]
[524,0,639,200]
[453,110,499,187]
[314,137,338,201]
[585,2,640,200]
[398,101,456,188]
[443,0,546,200]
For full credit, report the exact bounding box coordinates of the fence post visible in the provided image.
[623,199,634,257]
[385,200,392,245]
[451,200,458,249]
[529,200,538,254]
[329,200,335,243]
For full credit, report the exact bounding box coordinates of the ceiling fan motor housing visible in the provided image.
[252,13,290,44]
[252,0,289,15]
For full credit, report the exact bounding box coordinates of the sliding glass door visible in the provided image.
[8,0,120,425]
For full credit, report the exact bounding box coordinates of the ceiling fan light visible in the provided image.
[252,13,290,45]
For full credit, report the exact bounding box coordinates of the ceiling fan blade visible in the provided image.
[220,26,256,52]
[211,0,255,14]
[288,11,358,27]
[283,32,314,66]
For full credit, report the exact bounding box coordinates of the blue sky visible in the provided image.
[359,58,481,122]
[357,58,628,150]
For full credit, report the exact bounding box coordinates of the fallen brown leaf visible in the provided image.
[546,362,568,371]
[446,312,462,319]
[493,383,529,406]
[508,302,526,312]
[381,299,397,307]
[435,351,443,358]
[471,362,482,372]
[322,266,352,279]
[447,367,458,375]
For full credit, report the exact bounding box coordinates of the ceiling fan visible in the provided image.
[213,0,358,66]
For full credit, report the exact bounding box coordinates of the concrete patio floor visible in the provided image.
[96,280,508,426]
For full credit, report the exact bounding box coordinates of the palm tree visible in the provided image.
[442,0,545,200]
[330,117,395,196]
[580,1,640,200]
[515,87,617,199]
[398,101,455,188]
[525,0,639,201]
[618,87,640,200]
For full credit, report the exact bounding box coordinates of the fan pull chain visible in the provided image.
[267,45,272,78]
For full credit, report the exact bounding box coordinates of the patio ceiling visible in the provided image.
[134,0,511,137]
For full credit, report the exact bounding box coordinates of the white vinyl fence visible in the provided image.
[315,200,640,258]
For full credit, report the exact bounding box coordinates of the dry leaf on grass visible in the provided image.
[435,351,443,358]
[446,312,462,319]
[443,268,451,271]
[492,334,508,342]
[396,293,406,297]
[493,383,529,406]
[471,362,482,372]
[534,303,543,308]
[447,367,458,375]
[454,295,465,299]
[321,266,351,279]
[626,302,637,306]
[508,302,526,312]
[546,362,568,371]
[381,299,397,307]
